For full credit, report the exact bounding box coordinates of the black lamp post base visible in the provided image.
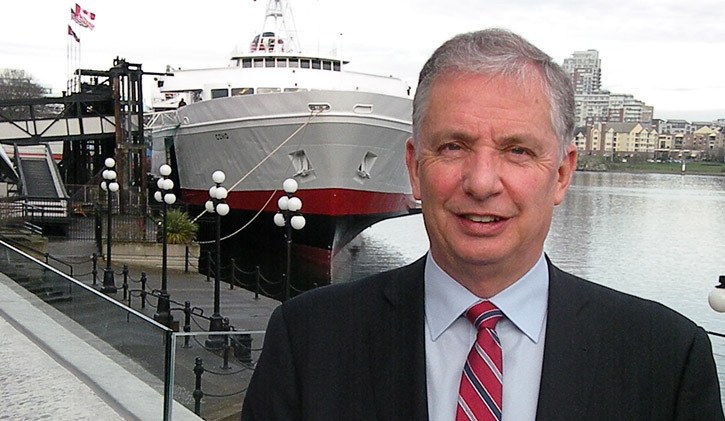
[205,314,226,349]
[100,267,117,293]
[154,291,175,327]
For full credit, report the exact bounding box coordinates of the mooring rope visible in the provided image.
[190,109,321,242]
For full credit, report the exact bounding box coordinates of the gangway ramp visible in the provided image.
[0,115,116,144]
[14,144,70,230]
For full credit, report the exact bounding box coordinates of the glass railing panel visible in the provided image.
[172,331,266,420]
[0,241,176,419]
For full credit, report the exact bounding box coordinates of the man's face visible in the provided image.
[406,71,576,289]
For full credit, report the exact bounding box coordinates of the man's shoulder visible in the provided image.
[550,264,701,335]
[280,257,426,316]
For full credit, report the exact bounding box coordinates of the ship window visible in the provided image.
[232,87,254,96]
[276,58,288,67]
[300,60,310,69]
[312,59,321,69]
[253,59,264,68]
[258,87,282,94]
[265,58,275,67]
[242,59,252,68]
[323,61,332,70]
[289,59,299,68]
[211,89,229,99]
[284,88,305,92]
[333,61,340,71]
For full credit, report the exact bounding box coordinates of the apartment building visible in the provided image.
[577,122,657,157]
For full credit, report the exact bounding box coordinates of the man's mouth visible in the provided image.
[464,215,501,223]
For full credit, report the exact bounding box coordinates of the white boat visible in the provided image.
[148,0,415,290]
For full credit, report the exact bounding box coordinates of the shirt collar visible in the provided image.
[424,252,549,343]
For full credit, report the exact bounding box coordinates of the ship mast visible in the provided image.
[253,0,301,53]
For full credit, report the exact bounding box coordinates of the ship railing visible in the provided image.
[145,110,180,129]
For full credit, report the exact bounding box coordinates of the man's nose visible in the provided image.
[461,149,504,200]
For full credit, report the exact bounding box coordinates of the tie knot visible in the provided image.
[465,300,503,330]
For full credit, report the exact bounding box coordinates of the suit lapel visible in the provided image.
[536,262,601,420]
[368,257,429,421]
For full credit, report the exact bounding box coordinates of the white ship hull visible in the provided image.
[150,90,415,287]
[151,89,413,216]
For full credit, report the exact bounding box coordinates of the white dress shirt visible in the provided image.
[424,252,549,421]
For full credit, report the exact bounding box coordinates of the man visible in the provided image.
[242,28,723,420]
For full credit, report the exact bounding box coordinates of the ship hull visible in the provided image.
[151,90,414,295]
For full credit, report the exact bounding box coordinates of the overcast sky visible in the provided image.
[2,0,723,121]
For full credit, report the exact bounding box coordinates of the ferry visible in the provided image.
[148,0,415,290]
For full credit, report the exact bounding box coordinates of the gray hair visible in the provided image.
[412,28,575,159]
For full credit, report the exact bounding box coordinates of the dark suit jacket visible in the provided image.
[242,257,724,420]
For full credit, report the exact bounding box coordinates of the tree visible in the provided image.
[0,69,52,120]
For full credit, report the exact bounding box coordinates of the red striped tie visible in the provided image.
[456,301,504,421]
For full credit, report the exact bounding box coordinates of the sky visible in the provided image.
[2,0,724,122]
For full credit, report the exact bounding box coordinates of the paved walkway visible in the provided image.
[0,316,124,420]
[0,239,282,420]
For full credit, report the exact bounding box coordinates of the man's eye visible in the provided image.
[442,143,462,151]
[510,147,528,155]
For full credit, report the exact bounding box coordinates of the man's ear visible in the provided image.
[554,144,577,205]
[405,138,422,200]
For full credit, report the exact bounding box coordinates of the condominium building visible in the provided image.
[562,50,652,126]
[562,50,602,95]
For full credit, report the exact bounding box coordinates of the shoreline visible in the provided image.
[576,168,725,177]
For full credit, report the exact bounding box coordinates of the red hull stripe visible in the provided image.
[182,188,414,216]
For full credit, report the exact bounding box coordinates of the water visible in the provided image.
[334,171,725,400]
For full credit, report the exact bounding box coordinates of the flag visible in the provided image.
[71,3,96,30]
[67,24,80,42]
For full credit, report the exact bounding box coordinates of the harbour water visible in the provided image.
[334,171,725,399]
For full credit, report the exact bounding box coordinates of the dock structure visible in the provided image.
[0,58,155,231]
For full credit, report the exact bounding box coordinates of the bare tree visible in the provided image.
[0,69,52,120]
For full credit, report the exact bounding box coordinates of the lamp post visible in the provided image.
[708,275,725,312]
[205,170,229,348]
[274,178,306,301]
[100,157,119,293]
[153,164,177,327]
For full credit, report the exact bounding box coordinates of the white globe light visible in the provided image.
[212,170,226,184]
[107,170,117,181]
[283,178,298,194]
[288,197,302,212]
[209,186,217,199]
[216,203,230,216]
[109,182,120,192]
[215,186,228,200]
[163,178,174,191]
[709,287,725,313]
[291,215,306,230]
[100,181,107,191]
[102,169,110,180]
[164,193,177,205]
[104,157,115,168]
[157,178,165,189]
[159,164,172,176]
[277,196,289,211]
[154,191,163,203]
[273,212,285,227]
[205,200,215,213]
